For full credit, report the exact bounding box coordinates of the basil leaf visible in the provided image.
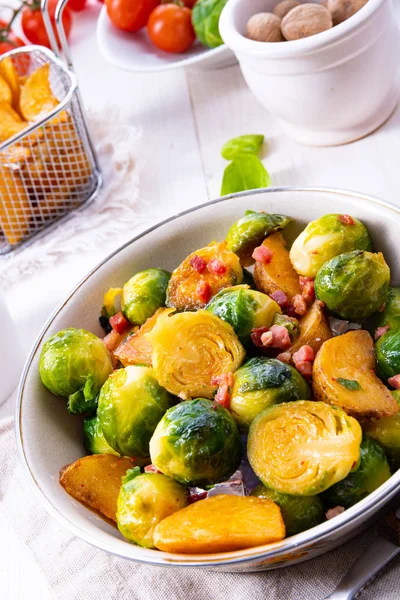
[336,378,361,391]
[221,155,271,196]
[192,0,229,48]
[221,135,264,161]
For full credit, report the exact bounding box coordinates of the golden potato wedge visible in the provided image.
[289,300,332,356]
[0,101,42,145]
[0,74,11,104]
[59,454,133,522]
[115,308,168,367]
[313,330,398,420]
[0,168,32,245]
[0,57,20,111]
[154,495,285,554]
[19,64,67,124]
[254,232,301,301]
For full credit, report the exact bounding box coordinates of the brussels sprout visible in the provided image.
[369,287,400,333]
[149,398,241,487]
[117,469,188,548]
[251,485,324,536]
[192,0,228,48]
[98,365,173,458]
[230,358,311,428]
[376,328,400,383]
[314,251,390,321]
[39,328,113,413]
[364,393,400,471]
[83,415,119,456]
[290,214,373,278]
[121,268,171,325]
[205,286,281,348]
[321,437,391,508]
[271,313,299,343]
[225,211,292,266]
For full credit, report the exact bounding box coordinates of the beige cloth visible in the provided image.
[1,418,400,599]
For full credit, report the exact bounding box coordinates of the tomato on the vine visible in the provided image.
[0,20,25,56]
[182,0,197,7]
[21,0,73,49]
[147,4,195,53]
[106,0,160,32]
[68,0,88,11]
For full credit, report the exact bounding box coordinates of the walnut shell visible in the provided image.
[246,13,284,43]
[327,0,368,25]
[281,3,333,41]
[273,0,300,20]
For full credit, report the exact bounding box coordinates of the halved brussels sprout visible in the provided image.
[314,251,390,321]
[205,285,281,348]
[122,268,171,325]
[369,287,400,333]
[225,211,292,266]
[83,415,119,456]
[117,469,188,548]
[321,437,391,508]
[251,485,324,536]
[290,214,373,278]
[146,309,245,399]
[149,398,241,487]
[376,328,400,383]
[166,242,243,311]
[97,365,173,458]
[230,357,311,428]
[364,392,400,471]
[272,313,299,343]
[248,401,362,495]
[39,328,113,413]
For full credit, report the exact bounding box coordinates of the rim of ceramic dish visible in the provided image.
[16,186,400,568]
[219,0,384,58]
[96,6,231,74]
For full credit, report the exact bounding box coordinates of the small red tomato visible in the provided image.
[21,0,73,49]
[68,0,88,11]
[147,4,195,53]
[106,0,160,32]
[182,0,197,7]
[0,20,25,56]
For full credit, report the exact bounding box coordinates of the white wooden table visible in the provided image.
[1,3,400,598]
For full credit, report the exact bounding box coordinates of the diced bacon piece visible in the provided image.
[144,465,162,474]
[277,352,291,364]
[295,361,313,378]
[338,214,356,226]
[214,383,231,409]
[189,490,208,503]
[317,300,325,308]
[292,294,308,316]
[261,325,291,350]
[109,311,130,334]
[252,245,273,264]
[260,331,273,346]
[299,276,313,290]
[388,374,400,389]
[270,290,290,308]
[302,280,315,304]
[190,254,207,273]
[207,258,227,275]
[293,345,315,364]
[326,506,345,520]
[211,373,234,387]
[375,325,390,341]
[251,326,269,348]
[196,280,211,304]
[103,330,122,353]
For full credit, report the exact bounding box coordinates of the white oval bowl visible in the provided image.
[96,5,236,73]
[16,187,400,571]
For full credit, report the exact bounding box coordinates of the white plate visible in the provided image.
[96,6,236,72]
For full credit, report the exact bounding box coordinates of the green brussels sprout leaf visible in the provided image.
[221,155,271,197]
[121,466,141,485]
[192,0,229,48]
[221,135,264,161]
[83,415,120,455]
[368,287,400,333]
[336,378,362,391]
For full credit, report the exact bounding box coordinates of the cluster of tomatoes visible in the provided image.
[105,0,198,54]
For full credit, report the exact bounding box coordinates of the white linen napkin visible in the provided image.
[1,414,400,600]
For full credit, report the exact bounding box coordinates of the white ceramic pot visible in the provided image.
[219,0,400,146]
[0,293,23,406]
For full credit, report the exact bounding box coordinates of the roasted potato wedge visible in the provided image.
[0,101,43,145]
[59,454,133,522]
[289,300,332,356]
[153,495,285,554]
[254,232,301,300]
[114,308,167,367]
[20,64,58,122]
[0,74,11,104]
[0,57,20,111]
[0,168,32,244]
[313,330,398,420]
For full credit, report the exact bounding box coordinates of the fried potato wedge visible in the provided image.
[0,168,31,244]
[313,330,398,420]
[289,300,332,357]
[20,64,65,123]
[0,57,20,110]
[0,74,11,104]
[0,101,42,145]
[254,232,301,301]
[59,454,133,522]
[115,308,167,367]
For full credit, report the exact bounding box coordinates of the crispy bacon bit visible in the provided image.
[144,465,162,474]
[375,325,390,341]
[326,506,345,520]
[212,373,234,409]
[277,352,291,364]
[211,373,234,387]
[295,361,313,378]
[261,325,291,350]
[189,490,208,503]
[338,214,355,226]
[292,294,308,316]
[103,330,122,353]
[251,326,269,348]
[299,276,313,290]
[207,258,227,275]
[293,345,315,363]
[270,290,290,308]
[252,245,273,264]
[388,374,400,389]
[190,254,207,273]
[302,280,315,304]
[109,312,130,334]
[196,280,211,304]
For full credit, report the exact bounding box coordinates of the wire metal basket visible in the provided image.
[0,0,101,255]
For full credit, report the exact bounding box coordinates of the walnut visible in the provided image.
[273,0,300,20]
[327,0,369,25]
[281,3,333,41]
[246,13,284,43]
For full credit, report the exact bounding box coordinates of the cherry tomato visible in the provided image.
[147,4,195,53]
[0,20,25,56]
[68,0,88,11]
[106,0,160,32]
[182,0,197,7]
[21,0,73,49]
